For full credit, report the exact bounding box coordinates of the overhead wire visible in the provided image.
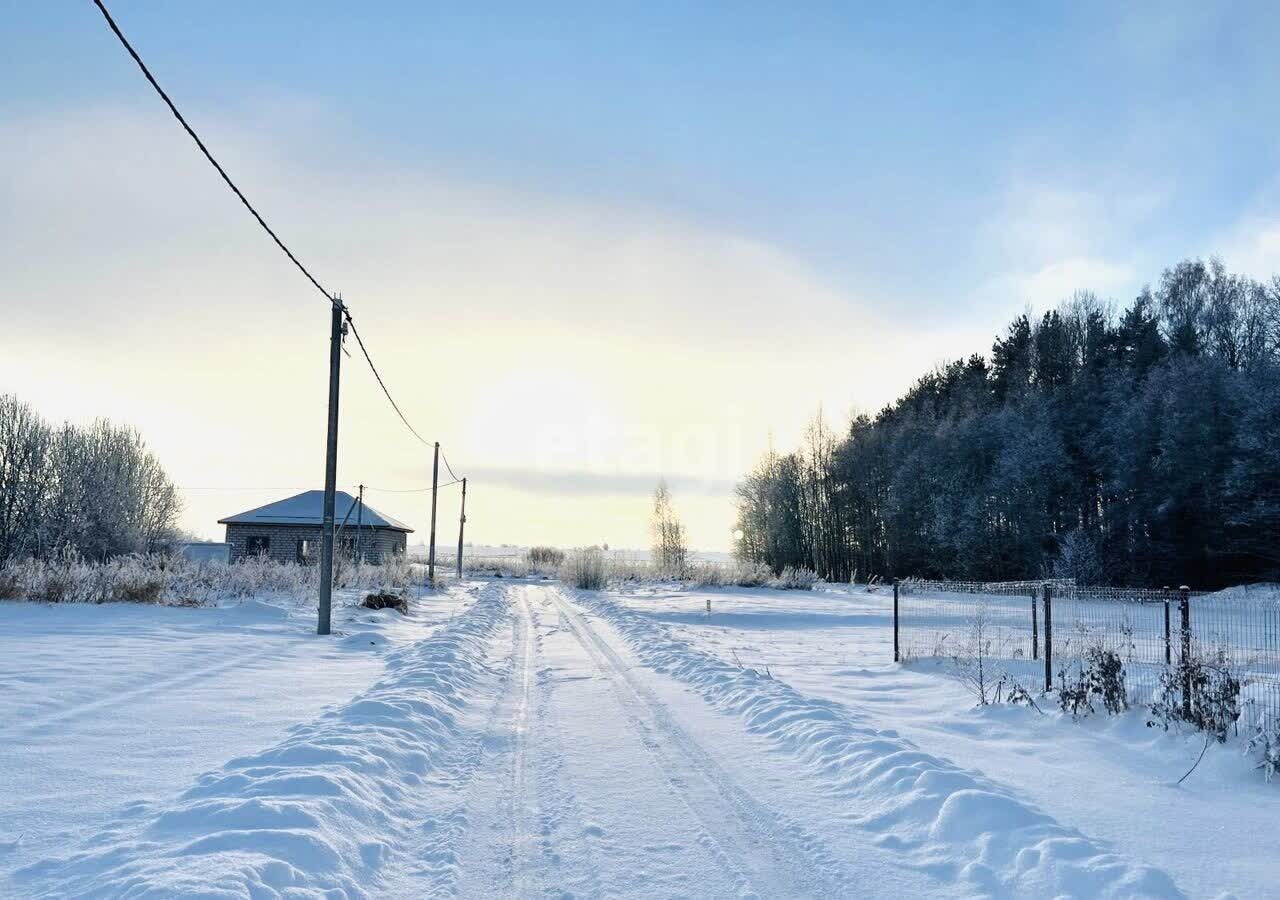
[91,0,464,481]
[90,0,332,304]
[342,315,436,449]
[364,479,461,493]
[440,448,461,482]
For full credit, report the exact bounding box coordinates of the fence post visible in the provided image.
[1180,585,1192,718]
[1042,582,1053,691]
[893,578,900,663]
[1163,586,1172,666]
[1031,591,1039,661]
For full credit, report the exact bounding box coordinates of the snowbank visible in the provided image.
[13,584,508,899]
[578,589,1184,898]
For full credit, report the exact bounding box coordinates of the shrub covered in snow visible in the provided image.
[463,556,530,578]
[1057,646,1128,718]
[527,546,565,568]
[0,550,426,607]
[559,548,607,590]
[771,566,818,590]
[1148,649,1242,742]
[1246,716,1280,782]
[684,560,772,588]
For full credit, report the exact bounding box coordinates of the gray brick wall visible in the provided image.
[225,524,407,564]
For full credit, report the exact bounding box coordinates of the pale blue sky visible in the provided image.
[3,3,1280,548]
[10,3,1280,311]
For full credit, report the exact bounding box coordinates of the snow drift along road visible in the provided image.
[577,589,1184,899]
[15,585,505,899]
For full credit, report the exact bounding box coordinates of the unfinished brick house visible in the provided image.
[219,490,412,564]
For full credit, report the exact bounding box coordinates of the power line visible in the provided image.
[440,447,461,482]
[92,0,467,480]
[178,486,313,492]
[91,0,331,305]
[343,315,434,448]
[365,479,462,493]
[178,483,460,493]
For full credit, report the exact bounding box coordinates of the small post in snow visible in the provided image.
[892,578,900,663]
[1042,582,1053,691]
[706,595,711,617]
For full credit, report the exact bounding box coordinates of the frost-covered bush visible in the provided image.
[0,550,439,607]
[771,566,818,590]
[1148,649,1241,742]
[348,553,416,591]
[727,561,772,587]
[686,562,724,587]
[559,548,607,590]
[1246,717,1280,782]
[1057,646,1128,718]
[0,552,177,604]
[951,602,1000,704]
[528,546,565,568]
[464,556,529,578]
[111,566,166,603]
[687,561,773,587]
[606,558,657,582]
[0,568,19,600]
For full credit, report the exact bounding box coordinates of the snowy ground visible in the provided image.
[2,581,1270,897]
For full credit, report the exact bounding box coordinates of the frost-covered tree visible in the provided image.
[734,257,1280,588]
[650,479,688,577]
[0,394,180,562]
[1053,528,1104,586]
[0,394,51,561]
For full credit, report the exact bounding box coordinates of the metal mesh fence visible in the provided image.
[895,578,1280,730]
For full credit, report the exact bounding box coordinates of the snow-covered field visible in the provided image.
[2,581,1272,898]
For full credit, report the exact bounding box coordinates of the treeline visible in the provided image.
[0,394,180,562]
[736,259,1280,589]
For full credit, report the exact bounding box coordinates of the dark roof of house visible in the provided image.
[218,490,413,533]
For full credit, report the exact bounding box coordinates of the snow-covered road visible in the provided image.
[389,583,936,898]
[7,583,1197,898]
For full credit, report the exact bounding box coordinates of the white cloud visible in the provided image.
[1018,257,1136,307]
[1212,218,1280,282]
[0,101,943,550]
[967,176,1163,319]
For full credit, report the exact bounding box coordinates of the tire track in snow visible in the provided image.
[526,589,607,899]
[550,587,854,899]
[579,589,1186,899]
[509,588,537,897]
[442,585,545,899]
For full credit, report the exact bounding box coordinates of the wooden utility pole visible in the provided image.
[455,477,467,579]
[318,298,345,636]
[428,441,440,582]
[356,484,365,564]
